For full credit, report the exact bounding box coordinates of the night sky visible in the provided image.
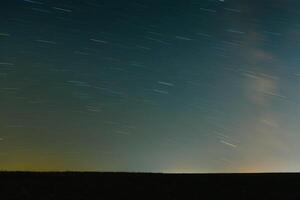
[1,0,300,173]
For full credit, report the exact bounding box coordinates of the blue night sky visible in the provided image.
[1,0,300,172]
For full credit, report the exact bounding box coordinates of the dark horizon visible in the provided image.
[1,171,299,199]
[2,171,300,174]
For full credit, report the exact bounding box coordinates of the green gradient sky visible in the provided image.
[1,0,300,172]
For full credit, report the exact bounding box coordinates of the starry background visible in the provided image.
[0,0,300,173]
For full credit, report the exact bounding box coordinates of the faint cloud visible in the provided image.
[244,72,278,106]
[252,49,274,61]
[260,114,279,128]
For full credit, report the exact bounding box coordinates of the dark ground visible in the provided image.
[0,172,299,199]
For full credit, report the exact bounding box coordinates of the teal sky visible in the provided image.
[1,0,300,172]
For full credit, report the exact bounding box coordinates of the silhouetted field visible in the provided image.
[0,172,299,199]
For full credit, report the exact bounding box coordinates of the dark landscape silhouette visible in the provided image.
[0,172,299,199]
